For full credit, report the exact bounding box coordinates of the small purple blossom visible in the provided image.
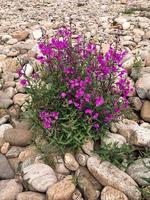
[95,96,104,107]
[20,79,28,87]
[85,108,93,115]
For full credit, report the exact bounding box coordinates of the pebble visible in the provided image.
[0,179,23,200]
[46,175,75,200]
[1,142,10,154]
[4,128,32,147]
[64,153,79,171]
[6,146,23,158]
[81,139,94,156]
[87,156,141,200]
[23,163,57,192]
[0,153,14,179]
[17,191,46,200]
[13,93,29,106]
[141,101,150,122]
[101,186,128,200]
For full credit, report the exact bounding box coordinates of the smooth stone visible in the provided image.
[0,179,23,200]
[0,124,13,138]
[75,150,88,166]
[102,132,126,148]
[128,97,142,111]
[15,120,32,130]
[17,191,46,200]
[76,167,102,200]
[6,146,23,158]
[0,98,13,109]
[130,126,150,147]
[87,156,141,200]
[0,115,10,125]
[1,142,10,154]
[136,73,150,99]
[46,175,75,200]
[0,153,14,179]
[11,31,29,41]
[101,186,128,200]
[32,29,43,40]
[13,94,29,106]
[127,158,150,186]
[81,139,94,156]
[54,155,70,175]
[23,163,57,192]
[4,128,32,147]
[122,22,130,30]
[18,146,37,162]
[23,64,33,77]
[141,101,150,122]
[64,153,79,171]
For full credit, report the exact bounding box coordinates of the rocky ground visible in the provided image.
[0,0,150,199]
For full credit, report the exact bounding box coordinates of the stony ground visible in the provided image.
[0,0,150,200]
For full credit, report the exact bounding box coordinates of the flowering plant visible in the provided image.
[18,27,132,151]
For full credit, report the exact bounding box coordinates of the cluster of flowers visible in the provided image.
[19,27,132,132]
[39,111,59,129]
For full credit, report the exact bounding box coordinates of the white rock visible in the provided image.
[87,156,141,200]
[23,64,33,77]
[32,29,43,40]
[81,139,94,156]
[23,163,57,192]
[102,132,126,148]
[64,153,79,171]
[101,186,128,200]
[127,158,150,186]
[122,22,130,30]
[0,124,13,138]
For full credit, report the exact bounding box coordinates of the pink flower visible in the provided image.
[61,92,67,98]
[20,79,28,87]
[93,112,99,120]
[85,108,93,115]
[95,96,104,107]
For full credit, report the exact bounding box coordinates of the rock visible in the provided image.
[101,186,128,200]
[6,146,23,158]
[54,155,70,175]
[145,31,150,40]
[0,153,14,179]
[76,167,102,200]
[23,163,57,192]
[0,98,13,109]
[0,115,10,125]
[127,158,150,186]
[23,64,33,77]
[8,105,21,119]
[4,128,32,147]
[8,157,20,172]
[4,87,16,98]
[11,31,29,41]
[15,120,32,130]
[128,97,142,111]
[122,22,130,30]
[115,17,127,25]
[136,73,150,99]
[0,179,23,200]
[13,94,29,106]
[87,156,141,200]
[102,132,126,148]
[75,150,88,166]
[141,101,150,122]
[64,153,79,171]
[18,146,37,162]
[116,119,138,140]
[72,189,84,200]
[130,125,150,147]
[32,29,43,40]
[0,124,13,139]
[0,137,5,147]
[46,175,75,200]
[17,191,46,200]
[7,38,18,45]
[0,58,18,73]
[122,54,134,72]
[1,142,10,154]
[81,139,94,156]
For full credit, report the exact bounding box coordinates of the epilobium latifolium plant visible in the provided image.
[18,27,132,152]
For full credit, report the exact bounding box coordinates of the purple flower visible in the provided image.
[93,112,99,120]
[93,123,100,130]
[85,108,93,115]
[20,79,28,87]
[50,111,59,120]
[95,96,104,107]
[61,92,67,98]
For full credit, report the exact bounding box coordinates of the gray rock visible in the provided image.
[0,153,14,179]
[127,158,150,186]
[6,146,23,158]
